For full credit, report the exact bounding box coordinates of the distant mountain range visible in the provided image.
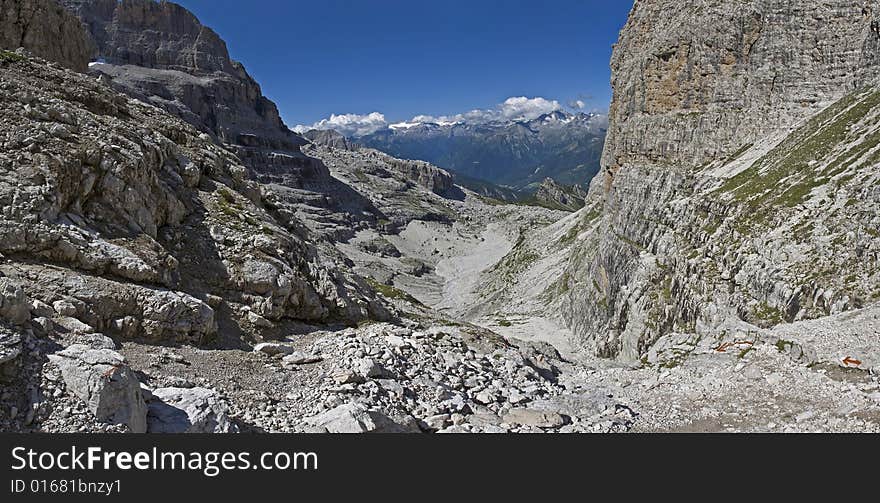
[317,110,607,192]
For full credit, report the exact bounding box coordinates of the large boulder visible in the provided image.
[48,345,147,432]
[306,402,420,434]
[502,408,566,429]
[146,387,238,433]
[252,342,295,356]
[0,278,30,325]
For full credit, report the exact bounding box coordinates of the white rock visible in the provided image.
[765,373,785,386]
[796,410,817,423]
[385,335,407,348]
[253,342,295,356]
[30,300,55,318]
[247,311,274,328]
[354,357,388,379]
[282,352,323,366]
[423,414,451,430]
[52,299,78,317]
[474,390,496,405]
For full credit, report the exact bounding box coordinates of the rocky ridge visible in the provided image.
[356,111,607,190]
[0,51,396,431]
[533,178,588,211]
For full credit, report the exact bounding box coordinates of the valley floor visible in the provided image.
[6,192,879,434]
[332,195,880,433]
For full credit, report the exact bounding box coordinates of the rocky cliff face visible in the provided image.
[59,1,424,244]
[0,53,387,348]
[541,0,880,360]
[303,129,356,151]
[59,0,313,178]
[0,0,90,71]
[601,0,880,176]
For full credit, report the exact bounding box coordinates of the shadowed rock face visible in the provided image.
[59,0,309,175]
[550,0,880,360]
[0,0,90,71]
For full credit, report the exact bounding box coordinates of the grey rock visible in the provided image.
[306,402,420,434]
[74,333,117,350]
[0,279,30,325]
[52,300,78,317]
[468,413,503,428]
[48,344,147,432]
[0,0,90,72]
[423,414,451,431]
[282,352,323,366]
[147,387,238,434]
[502,409,566,429]
[29,300,54,318]
[354,357,390,379]
[0,325,22,381]
[331,369,366,385]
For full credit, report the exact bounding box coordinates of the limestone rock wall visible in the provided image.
[557,0,880,360]
[0,0,90,71]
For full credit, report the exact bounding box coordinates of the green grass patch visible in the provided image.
[738,346,756,359]
[0,50,25,64]
[723,142,754,165]
[775,340,795,353]
[717,88,880,230]
[616,233,646,252]
[365,278,423,306]
[752,301,786,325]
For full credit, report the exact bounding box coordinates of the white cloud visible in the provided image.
[296,96,569,137]
[407,97,563,126]
[496,96,563,121]
[294,112,388,136]
[570,99,587,110]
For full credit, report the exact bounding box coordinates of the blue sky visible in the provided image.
[175,0,633,130]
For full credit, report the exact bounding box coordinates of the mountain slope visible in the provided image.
[482,0,880,363]
[0,54,388,341]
